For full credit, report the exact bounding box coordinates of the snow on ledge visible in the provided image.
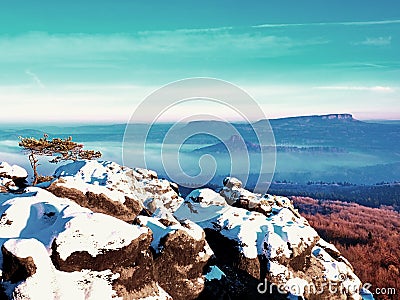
[55,212,149,260]
[0,161,28,178]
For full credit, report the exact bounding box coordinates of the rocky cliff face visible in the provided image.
[0,160,368,299]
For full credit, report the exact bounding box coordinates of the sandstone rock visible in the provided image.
[49,210,161,298]
[0,162,27,192]
[47,179,143,223]
[1,239,38,283]
[0,162,27,180]
[50,212,151,271]
[137,216,213,300]
[0,161,365,300]
[220,177,301,218]
[0,187,166,299]
[47,160,184,223]
[1,238,123,300]
[175,183,363,299]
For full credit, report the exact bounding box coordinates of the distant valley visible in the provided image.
[1,113,399,192]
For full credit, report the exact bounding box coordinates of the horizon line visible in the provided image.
[1,113,399,126]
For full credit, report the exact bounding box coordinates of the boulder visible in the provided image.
[1,238,124,300]
[47,160,184,223]
[0,162,27,180]
[47,179,143,223]
[220,177,301,218]
[1,239,38,283]
[0,162,27,192]
[137,216,213,300]
[47,160,145,222]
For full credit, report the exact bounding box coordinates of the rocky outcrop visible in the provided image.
[47,178,143,223]
[47,160,184,223]
[175,180,363,299]
[0,161,214,299]
[0,187,172,299]
[49,212,161,299]
[0,160,366,300]
[1,240,37,283]
[131,167,184,215]
[137,217,213,300]
[0,162,27,192]
[1,238,124,300]
[220,176,301,218]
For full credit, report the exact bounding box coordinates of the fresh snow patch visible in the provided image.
[2,238,121,300]
[55,212,148,260]
[268,260,291,280]
[186,189,227,206]
[0,177,18,190]
[312,245,362,295]
[0,187,92,254]
[137,216,205,253]
[56,176,128,203]
[54,160,139,204]
[0,161,28,178]
[174,188,230,223]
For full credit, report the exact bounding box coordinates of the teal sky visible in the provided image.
[1,0,399,122]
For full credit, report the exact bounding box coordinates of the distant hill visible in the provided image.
[1,113,399,185]
[190,113,399,155]
[256,113,356,126]
[258,113,400,153]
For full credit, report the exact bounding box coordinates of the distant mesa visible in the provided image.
[255,113,356,125]
[320,113,354,120]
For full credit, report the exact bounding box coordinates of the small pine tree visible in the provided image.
[19,134,102,185]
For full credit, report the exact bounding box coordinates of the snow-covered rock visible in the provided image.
[0,162,27,192]
[51,212,150,267]
[220,177,301,218]
[0,187,170,299]
[0,178,18,193]
[137,216,213,300]
[1,238,122,300]
[47,160,144,222]
[0,160,366,300]
[176,187,316,261]
[48,160,184,223]
[0,162,28,180]
[174,189,229,223]
[175,178,364,300]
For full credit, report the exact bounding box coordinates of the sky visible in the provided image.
[0,0,399,122]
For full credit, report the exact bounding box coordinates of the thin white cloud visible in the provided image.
[313,86,395,92]
[139,26,234,34]
[321,62,394,70]
[253,19,400,28]
[25,69,45,88]
[338,20,400,26]
[357,36,392,46]
[0,31,325,64]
